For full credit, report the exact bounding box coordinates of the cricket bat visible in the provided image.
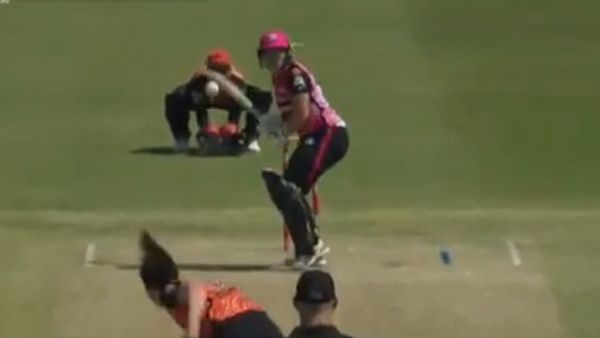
[202,69,262,118]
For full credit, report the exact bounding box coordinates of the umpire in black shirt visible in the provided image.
[288,270,356,338]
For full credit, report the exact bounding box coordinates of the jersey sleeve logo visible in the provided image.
[292,74,308,92]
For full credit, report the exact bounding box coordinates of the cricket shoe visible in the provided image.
[284,240,331,269]
[283,255,327,269]
[174,138,190,152]
[314,239,331,257]
[246,139,261,153]
[292,255,327,270]
[283,255,327,268]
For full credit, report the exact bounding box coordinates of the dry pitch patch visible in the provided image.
[1,207,578,338]
[54,235,561,338]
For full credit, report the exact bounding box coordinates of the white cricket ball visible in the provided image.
[204,81,220,97]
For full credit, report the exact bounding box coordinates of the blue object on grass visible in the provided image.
[440,248,452,265]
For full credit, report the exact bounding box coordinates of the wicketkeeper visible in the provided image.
[164,49,261,153]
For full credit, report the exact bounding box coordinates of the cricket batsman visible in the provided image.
[139,230,284,338]
[164,49,262,153]
[255,30,350,268]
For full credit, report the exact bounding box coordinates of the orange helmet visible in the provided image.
[205,49,232,71]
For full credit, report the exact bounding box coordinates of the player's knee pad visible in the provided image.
[262,168,312,230]
[200,125,220,137]
[197,125,221,149]
[262,169,288,210]
[219,123,240,138]
[262,169,303,208]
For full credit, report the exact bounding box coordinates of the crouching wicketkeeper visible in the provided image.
[164,49,265,154]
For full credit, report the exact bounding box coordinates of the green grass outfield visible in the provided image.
[1,1,599,337]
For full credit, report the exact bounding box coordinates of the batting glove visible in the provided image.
[258,113,287,140]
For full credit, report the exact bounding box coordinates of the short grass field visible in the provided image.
[1,1,600,337]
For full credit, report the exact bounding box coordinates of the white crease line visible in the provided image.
[505,239,522,267]
[84,243,96,267]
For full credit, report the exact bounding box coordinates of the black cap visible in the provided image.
[294,270,337,304]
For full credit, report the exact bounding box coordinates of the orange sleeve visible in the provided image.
[205,286,263,322]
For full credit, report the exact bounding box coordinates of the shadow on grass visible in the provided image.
[93,260,296,273]
[129,146,243,158]
[130,146,178,156]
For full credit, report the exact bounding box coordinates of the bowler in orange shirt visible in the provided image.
[139,230,283,338]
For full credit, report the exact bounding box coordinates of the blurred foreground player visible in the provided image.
[139,230,283,338]
[164,49,261,154]
[289,270,356,338]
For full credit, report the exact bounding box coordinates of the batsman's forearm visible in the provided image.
[202,70,258,116]
[287,94,310,133]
